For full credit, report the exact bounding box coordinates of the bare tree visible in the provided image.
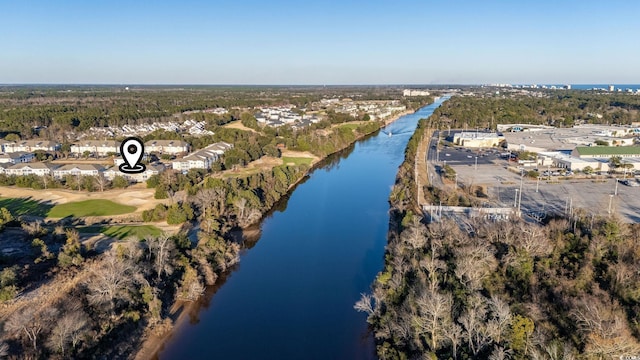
[454,244,495,291]
[459,295,490,357]
[46,310,89,356]
[5,306,57,353]
[147,234,175,281]
[570,297,640,357]
[401,215,427,250]
[0,341,8,357]
[419,255,445,293]
[234,197,247,222]
[94,173,108,192]
[354,293,375,316]
[443,322,463,360]
[86,251,134,309]
[193,187,227,217]
[413,289,452,351]
[487,294,512,344]
[488,346,513,360]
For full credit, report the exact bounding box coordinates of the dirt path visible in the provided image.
[0,186,169,213]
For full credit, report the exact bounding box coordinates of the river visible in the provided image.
[156,98,447,360]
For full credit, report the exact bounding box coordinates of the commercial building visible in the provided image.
[403,89,430,96]
[452,132,505,148]
[572,146,640,159]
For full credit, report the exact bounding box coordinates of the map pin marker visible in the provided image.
[119,137,146,174]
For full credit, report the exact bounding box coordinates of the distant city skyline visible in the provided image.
[2,0,640,85]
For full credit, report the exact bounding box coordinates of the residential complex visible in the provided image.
[70,140,121,156]
[145,139,191,155]
[171,142,233,171]
[0,139,60,153]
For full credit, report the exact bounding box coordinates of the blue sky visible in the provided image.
[1,0,639,84]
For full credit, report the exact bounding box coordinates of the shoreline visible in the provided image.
[133,105,427,360]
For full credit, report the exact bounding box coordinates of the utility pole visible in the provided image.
[455,173,458,189]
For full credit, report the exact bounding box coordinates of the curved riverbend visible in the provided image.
[157,98,448,360]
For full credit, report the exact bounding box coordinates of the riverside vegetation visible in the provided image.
[357,93,640,359]
[0,86,432,358]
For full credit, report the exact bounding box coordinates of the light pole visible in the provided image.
[514,189,519,208]
[475,156,478,170]
[608,194,614,214]
[615,177,619,196]
[455,173,458,189]
[547,164,551,181]
[536,176,540,193]
[518,175,523,212]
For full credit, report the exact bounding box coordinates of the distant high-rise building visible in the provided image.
[609,85,615,92]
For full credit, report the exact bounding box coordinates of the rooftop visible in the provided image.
[575,146,640,156]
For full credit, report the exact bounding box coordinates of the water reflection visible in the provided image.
[157,99,448,360]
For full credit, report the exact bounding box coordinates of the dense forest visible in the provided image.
[359,92,640,359]
[433,92,640,129]
[0,85,426,138]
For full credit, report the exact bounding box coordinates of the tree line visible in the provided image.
[362,93,640,359]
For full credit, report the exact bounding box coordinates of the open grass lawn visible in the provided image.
[281,156,313,166]
[0,197,54,217]
[78,225,162,240]
[48,199,136,218]
[335,123,361,131]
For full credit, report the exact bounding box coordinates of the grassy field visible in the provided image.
[48,199,136,218]
[334,123,361,131]
[0,197,54,217]
[281,156,313,166]
[78,225,162,239]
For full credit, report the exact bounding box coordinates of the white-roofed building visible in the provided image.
[0,152,35,164]
[1,139,60,153]
[71,140,121,156]
[104,164,164,183]
[144,139,190,155]
[53,164,103,179]
[453,132,505,148]
[5,163,55,177]
[172,142,233,171]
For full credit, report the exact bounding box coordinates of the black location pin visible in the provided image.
[119,137,146,174]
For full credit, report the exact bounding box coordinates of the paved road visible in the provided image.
[425,130,444,189]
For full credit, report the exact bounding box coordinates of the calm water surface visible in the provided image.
[158,98,447,360]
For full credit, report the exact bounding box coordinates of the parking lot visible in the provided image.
[448,153,640,222]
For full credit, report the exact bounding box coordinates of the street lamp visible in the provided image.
[536,176,540,193]
[455,173,458,189]
[615,177,619,196]
[518,175,523,212]
[608,194,614,214]
[475,156,478,170]
[514,189,519,208]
